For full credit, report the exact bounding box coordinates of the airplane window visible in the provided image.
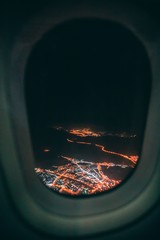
[25,19,151,196]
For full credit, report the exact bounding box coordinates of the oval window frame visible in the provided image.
[1,1,160,237]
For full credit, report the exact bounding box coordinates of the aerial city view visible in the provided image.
[35,126,139,195]
[25,19,150,196]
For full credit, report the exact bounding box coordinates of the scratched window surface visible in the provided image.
[25,19,151,196]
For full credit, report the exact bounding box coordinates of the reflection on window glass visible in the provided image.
[25,19,151,196]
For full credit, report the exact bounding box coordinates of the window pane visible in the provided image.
[25,19,151,196]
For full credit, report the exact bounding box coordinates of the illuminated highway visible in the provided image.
[67,138,138,165]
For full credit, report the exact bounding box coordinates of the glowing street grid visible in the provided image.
[35,127,139,196]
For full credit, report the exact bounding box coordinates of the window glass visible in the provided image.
[25,19,151,196]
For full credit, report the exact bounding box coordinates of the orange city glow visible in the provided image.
[35,154,122,195]
[35,127,140,196]
[68,128,102,137]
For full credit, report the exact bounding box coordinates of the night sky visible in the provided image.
[25,18,151,142]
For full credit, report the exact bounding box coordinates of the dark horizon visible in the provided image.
[25,18,151,138]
